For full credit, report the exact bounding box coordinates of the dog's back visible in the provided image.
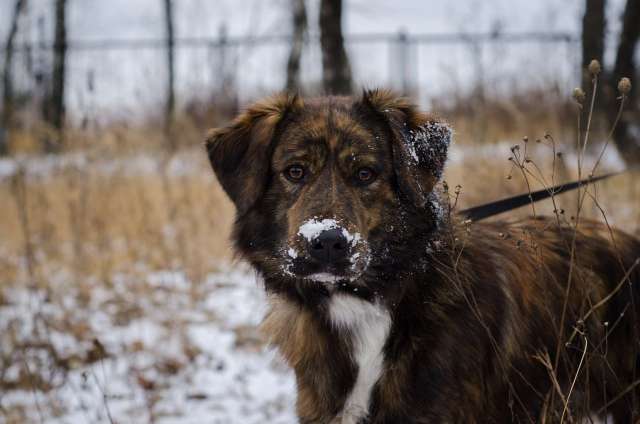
[435,217,640,422]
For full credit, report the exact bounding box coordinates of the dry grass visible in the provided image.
[445,141,639,232]
[1,149,235,287]
[434,87,578,146]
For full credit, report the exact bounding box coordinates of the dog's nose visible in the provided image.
[309,229,349,264]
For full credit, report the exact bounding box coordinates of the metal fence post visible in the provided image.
[398,30,409,95]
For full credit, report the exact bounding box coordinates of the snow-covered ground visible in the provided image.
[0,264,297,423]
[0,149,207,181]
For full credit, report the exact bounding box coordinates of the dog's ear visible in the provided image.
[358,89,452,209]
[206,94,301,215]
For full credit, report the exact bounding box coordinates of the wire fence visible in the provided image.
[4,30,581,118]
[4,31,578,51]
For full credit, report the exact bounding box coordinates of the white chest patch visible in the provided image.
[328,293,392,424]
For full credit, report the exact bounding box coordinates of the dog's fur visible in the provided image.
[206,90,640,423]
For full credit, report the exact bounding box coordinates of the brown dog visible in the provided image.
[206,90,640,423]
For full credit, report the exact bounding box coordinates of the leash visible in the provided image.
[458,170,628,222]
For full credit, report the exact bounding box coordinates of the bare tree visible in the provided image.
[319,0,352,95]
[1,0,27,156]
[163,0,176,149]
[285,0,307,93]
[580,0,606,137]
[610,0,640,163]
[581,0,606,89]
[42,0,67,152]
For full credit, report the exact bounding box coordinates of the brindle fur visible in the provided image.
[206,90,640,423]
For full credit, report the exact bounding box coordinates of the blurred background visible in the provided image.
[0,0,638,422]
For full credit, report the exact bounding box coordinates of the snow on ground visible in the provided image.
[0,261,618,424]
[0,149,207,182]
[0,263,297,423]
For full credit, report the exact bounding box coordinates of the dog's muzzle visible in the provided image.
[285,218,368,282]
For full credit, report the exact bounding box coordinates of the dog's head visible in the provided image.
[207,90,451,300]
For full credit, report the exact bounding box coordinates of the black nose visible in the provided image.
[309,228,349,264]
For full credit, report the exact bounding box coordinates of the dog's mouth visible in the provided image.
[305,272,352,283]
[285,256,367,282]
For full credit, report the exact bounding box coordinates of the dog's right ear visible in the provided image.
[206,94,302,215]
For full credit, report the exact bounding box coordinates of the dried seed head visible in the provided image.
[572,87,586,103]
[588,59,601,75]
[618,77,632,95]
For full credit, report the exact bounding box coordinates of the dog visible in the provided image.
[206,90,640,423]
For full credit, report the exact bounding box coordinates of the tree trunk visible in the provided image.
[611,0,640,163]
[580,0,606,141]
[579,0,606,153]
[285,0,307,93]
[319,0,352,95]
[1,0,27,156]
[163,0,176,150]
[581,0,606,90]
[45,0,67,153]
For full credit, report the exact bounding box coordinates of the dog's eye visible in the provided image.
[356,167,376,183]
[285,165,305,182]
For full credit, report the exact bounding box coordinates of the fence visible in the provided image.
[3,29,581,120]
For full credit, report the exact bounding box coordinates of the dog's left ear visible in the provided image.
[358,89,452,209]
[206,94,301,215]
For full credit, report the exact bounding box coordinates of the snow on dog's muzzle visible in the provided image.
[285,218,369,282]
